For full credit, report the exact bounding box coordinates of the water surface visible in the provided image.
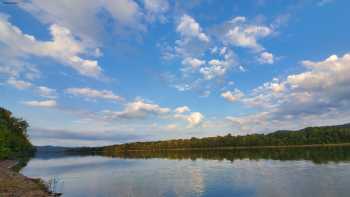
[21,147,350,197]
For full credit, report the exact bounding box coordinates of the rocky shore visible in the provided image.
[0,160,50,197]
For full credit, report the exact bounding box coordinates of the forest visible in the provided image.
[0,107,35,159]
[101,124,350,153]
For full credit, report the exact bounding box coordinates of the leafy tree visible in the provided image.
[0,107,35,159]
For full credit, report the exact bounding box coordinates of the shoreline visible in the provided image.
[116,143,350,152]
[0,160,52,197]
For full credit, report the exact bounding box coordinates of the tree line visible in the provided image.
[101,124,350,153]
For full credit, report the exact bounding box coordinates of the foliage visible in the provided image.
[101,124,350,153]
[0,107,35,159]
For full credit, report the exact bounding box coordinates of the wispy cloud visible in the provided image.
[24,99,57,108]
[65,87,123,102]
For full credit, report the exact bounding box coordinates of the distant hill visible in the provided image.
[334,123,350,128]
[34,146,74,159]
[99,123,350,153]
[35,146,70,153]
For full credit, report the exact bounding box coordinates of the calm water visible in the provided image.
[21,148,350,197]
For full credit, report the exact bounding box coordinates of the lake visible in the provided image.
[21,147,350,197]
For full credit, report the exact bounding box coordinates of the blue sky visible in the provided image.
[1,0,350,146]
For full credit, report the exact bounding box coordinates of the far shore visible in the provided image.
[114,143,350,152]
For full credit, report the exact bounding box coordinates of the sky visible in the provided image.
[1,0,350,147]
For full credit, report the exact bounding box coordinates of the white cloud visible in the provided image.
[200,49,236,80]
[182,57,205,70]
[103,99,170,119]
[20,0,145,46]
[199,47,237,80]
[165,124,177,130]
[177,14,209,42]
[24,99,57,108]
[175,106,190,114]
[270,82,285,93]
[221,89,244,102]
[173,84,192,92]
[0,16,102,77]
[144,0,169,13]
[223,16,272,52]
[200,60,228,80]
[186,112,204,127]
[104,0,142,27]
[0,61,40,80]
[231,16,246,23]
[6,78,32,89]
[168,16,272,93]
[65,87,123,102]
[165,15,242,93]
[230,52,350,132]
[144,0,169,22]
[174,111,204,127]
[37,86,57,98]
[258,51,274,64]
[226,112,269,133]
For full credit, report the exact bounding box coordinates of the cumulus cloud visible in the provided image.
[200,60,229,80]
[177,14,209,43]
[169,14,210,67]
[221,89,245,102]
[144,0,169,22]
[228,53,350,132]
[24,99,57,108]
[200,48,236,80]
[65,87,123,102]
[105,0,142,27]
[174,111,204,127]
[175,106,191,114]
[20,0,145,47]
[182,57,205,70]
[0,16,102,77]
[103,99,170,119]
[186,112,204,127]
[258,51,274,64]
[6,78,32,89]
[163,15,242,94]
[224,16,272,51]
[164,15,276,95]
[163,47,238,95]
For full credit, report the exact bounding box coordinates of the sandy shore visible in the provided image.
[0,160,50,197]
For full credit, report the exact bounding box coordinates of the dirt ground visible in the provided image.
[0,160,50,197]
